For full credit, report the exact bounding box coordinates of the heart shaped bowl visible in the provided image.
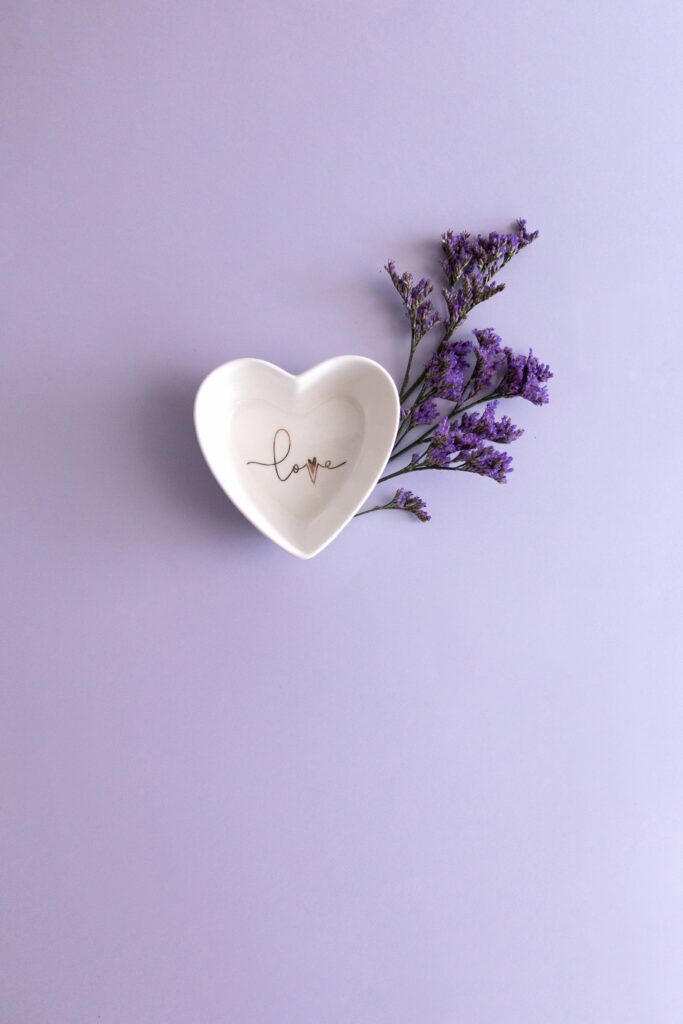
[194,356,400,558]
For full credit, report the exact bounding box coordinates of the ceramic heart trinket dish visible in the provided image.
[194,356,400,558]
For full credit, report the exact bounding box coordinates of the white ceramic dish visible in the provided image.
[194,356,400,558]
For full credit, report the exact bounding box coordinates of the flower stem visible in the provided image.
[354,504,387,517]
[402,369,426,403]
[378,465,415,484]
[398,325,418,401]
[378,461,473,485]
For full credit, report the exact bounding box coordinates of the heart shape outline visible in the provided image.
[194,356,399,558]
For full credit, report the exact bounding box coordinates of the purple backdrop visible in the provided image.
[2,2,682,1022]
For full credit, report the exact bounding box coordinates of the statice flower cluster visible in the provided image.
[409,399,439,427]
[440,219,538,332]
[385,260,440,343]
[357,220,551,523]
[386,488,431,522]
[459,401,524,443]
[500,348,553,406]
[466,328,505,398]
[422,404,519,483]
[441,220,539,286]
[423,339,472,402]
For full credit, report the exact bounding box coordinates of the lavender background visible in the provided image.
[2,2,682,1022]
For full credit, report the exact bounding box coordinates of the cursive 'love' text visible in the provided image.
[247,428,346,484]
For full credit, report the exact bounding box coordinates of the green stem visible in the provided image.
[378,461,471,485]
[354,504,388,517]
[378,465,416,484]
[355,501,425,517]
[402,368,426,403]
[393,415,412,448]
[398,323,418,400]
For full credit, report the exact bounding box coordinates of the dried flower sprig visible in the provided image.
[356,487,431,522]
[359,220,552,522]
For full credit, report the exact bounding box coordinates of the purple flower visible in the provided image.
[459,444,514,483]
[515,218,539,245]
[443,284,467,324]
[385,261,440,342]
[440,231,472,281]
[388,488,431,522]
[500,348,553,406]
[439,221,538,328]
[414,301,440,338]
[424,417,456,466]
[466,328,504,397]
[385,261,430,307]
[421,406,520,483]
[424,339,472,402]
[441,220,538,288]
[459,400,524,443]
[409,399,439,427]
[370,219,548,523]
